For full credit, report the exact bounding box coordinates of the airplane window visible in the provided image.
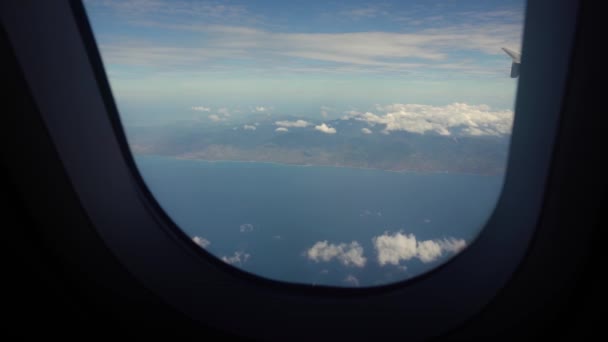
[82,0,526,287]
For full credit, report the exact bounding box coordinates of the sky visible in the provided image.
[84,0,526,125]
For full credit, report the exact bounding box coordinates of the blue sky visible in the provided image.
[84,0,526,125]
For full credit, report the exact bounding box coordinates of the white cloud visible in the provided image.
[208,114,223,122]
[275,127,289,132]
[221,251,251,265]
[361,127,372,134]
[275,120,311,128]
[344,275,360,287]
[239,223,254,232]
[306,241,366,267]
[315,123,337,134]
[217,107,230,117]
[192,236,210,248]
[307,241,340,261]
[345,103,513,137]
[191,106,210,112]
[373,232,418,266]
[360,209,382,217]
[243,124,256,130]
[207,107,233,122]
[416,240,444,263]
[372,232,467,266]
[438,237,467,253]
[253,106,271,113]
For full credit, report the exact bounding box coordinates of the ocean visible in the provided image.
[134,155,504,287]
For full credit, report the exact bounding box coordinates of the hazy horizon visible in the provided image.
[85,0,524,126]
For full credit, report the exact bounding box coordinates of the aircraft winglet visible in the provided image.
[502,47,521,78]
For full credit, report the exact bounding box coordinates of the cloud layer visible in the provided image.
[345,103,513,136]
[89,0,524,81]
[373,232,466,266]
[306,241,366,267]
[99,23,521,75]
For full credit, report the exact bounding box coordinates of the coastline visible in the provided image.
[135,153,504,177]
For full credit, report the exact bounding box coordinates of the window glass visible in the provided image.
[84,0,525,287]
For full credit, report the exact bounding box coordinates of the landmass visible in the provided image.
[127,116,510,175]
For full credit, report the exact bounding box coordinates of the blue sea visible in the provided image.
[134,155,504,287]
